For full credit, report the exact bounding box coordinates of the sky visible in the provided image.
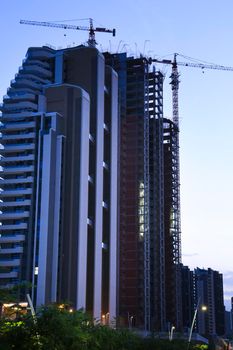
[1,0,233,309]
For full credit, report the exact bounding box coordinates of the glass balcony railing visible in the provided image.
[0,200,31,207]
[4,93,36,103]
[21,65,52,79]
[0,177,34,185]
[0,271,18,278]
[0,211,29,219]
[11,79,41,91]
[0,234,25,242]
[0,259,20,267]
[1,143,35,153]
[0,223,27,230]
[0,188,32,196]
[24,59,50,69]
[0,246,23,254]
[0,165,34,174]
[3,121,35,130]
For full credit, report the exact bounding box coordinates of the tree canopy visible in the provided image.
[0,305,206,350]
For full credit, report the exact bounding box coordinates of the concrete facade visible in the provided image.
[0,45,118,323]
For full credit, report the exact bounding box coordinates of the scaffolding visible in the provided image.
[148,69,166,331]
[163,117,182,329]
[170,60,182,329]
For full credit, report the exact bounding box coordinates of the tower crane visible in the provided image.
[20,18,116,47]
[150,53,233,129]
[148,54,233,311]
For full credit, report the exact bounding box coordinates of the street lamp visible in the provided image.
[102,314,106,325]
[127,312,134,329]
[169,326,175,341]
[187,301,207,350]
[130,316,134,329]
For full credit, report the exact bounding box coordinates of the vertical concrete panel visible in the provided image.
[32,119,43,304]
[36,123,63,306]
[55,52,64,84]
[36,133,53,306]
[93,54,105,321]
[51,135,64,302]
[109,70,118,324]
[76,92,90,310]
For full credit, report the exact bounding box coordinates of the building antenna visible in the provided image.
[117,40,123,53]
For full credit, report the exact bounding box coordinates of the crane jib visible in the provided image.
[20,19,116,36]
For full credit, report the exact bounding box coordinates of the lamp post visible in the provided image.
[187,300,207,350]
[169,326,175,341]
[130,316,134,329]
[102,314,106,325]
[127,313,134,329]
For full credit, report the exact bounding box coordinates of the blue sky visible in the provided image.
[1,0,233,309]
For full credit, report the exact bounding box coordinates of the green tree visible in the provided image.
[0,305,209,350]
[0,281,32,319]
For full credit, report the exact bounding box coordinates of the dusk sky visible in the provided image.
[1,0,233,309]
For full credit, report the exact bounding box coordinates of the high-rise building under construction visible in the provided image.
[105,53,182,331]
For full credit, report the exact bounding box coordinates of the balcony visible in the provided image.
[15,73,50,85]
[3,93,36,103]
[0,165,34,174]
[0,177,34,185]
[0,188,32,197]
[103,123,109,132]
[21,65,52,79]
[89,134,95,143]
[88,175,94,184]
[1,121,35,131]
[102,201,109,210]
[0,155,34,163]
[0,143,35,153]
[0,259,20,267]
[0,223,27,230]
[0,101,38,113]
[24,59,50,69]
[0,247,23,254]
[0,271,18,278]
[0,235,25,243]
[103,161,109,171]
[87,218,94,227]
[0,211,29,219]
[11,78,42,91]
[1,132,36,141]
[1,111,39,121]
[27,48,54,60]
[0,200,31,207]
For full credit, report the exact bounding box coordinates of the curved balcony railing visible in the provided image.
[0,271,18,278]
[0,234,25,242]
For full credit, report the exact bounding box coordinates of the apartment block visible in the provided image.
[195,267,225,336]
[0,45,118,322]
[181,264,195,330]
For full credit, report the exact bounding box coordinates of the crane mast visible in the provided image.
[150,53,233,126]
[20,18,116,47]
[170,53,180,128]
